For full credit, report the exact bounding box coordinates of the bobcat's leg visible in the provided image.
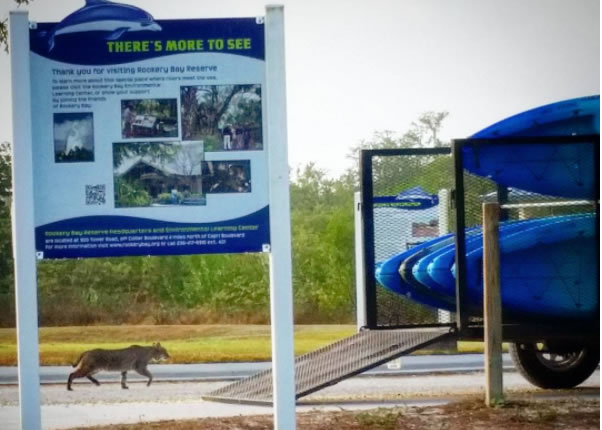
[87,375,100,386]
[121,371,129,389]
[67,372,75,391]
[135,366,153,386]
[67,367,89,391]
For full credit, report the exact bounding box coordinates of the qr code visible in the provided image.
[86,185,106,205]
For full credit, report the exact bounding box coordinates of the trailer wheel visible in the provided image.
[509,342,599,389]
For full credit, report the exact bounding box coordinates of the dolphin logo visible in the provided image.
[47,0,161,51]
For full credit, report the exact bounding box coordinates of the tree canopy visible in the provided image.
[1,0,31,52]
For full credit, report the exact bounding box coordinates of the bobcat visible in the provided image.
[67,343,170,391]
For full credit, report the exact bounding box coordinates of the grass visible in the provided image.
[0,325,355,365]
[0,325,500,366]
[356,408,404,430]
[460,341,510,354]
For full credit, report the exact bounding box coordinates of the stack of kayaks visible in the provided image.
[375,95,600,320]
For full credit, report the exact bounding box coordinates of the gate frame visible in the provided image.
[359,147,454,330]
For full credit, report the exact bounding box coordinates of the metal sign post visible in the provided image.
[9,10,43,430]
[265,5,296,430]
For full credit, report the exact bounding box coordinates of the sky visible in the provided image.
[0,0,599,177]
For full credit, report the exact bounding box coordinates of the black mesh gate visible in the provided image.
[360,147,456,330]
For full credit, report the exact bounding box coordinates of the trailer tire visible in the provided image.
[509,342,599,389]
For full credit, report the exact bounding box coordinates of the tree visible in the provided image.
[413,111,449,147]
[1,0,30,322]
[222,88,262,128]
[0,142,14,322]
[180,86,200,140]
[0,142,11,199]
[180,85,256,139]
[113,141,176,169]
[172,142,204,192]
[289,164,356,322]
[344,111,450,194]
[348,111,450,159]
[1,0,31,52]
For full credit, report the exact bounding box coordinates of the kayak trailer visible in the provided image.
[205,97,600,404]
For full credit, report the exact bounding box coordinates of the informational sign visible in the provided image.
[29,3,269,258]
[12,6,295,430]
[373,186,440,262]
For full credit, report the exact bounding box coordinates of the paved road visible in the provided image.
[0,354,515,385]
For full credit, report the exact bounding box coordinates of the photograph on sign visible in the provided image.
[121,99,179,139]
[181,84,263,151]
[53,112,95,163]
[113,141,206,207]
[29,10,270,259]
[201,160,252,193]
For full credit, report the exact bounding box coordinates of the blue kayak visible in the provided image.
[375,233,457,310]
[415,215,591,297]
[465,95,599,199]
[473,95,599,138]
[376,214,596,319]
[376,217,585,311]
[462,214,596,318]
[410,218,542,294]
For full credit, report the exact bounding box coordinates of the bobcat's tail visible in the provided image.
[72,352,86,368]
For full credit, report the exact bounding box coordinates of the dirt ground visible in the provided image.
[70,397,599,430]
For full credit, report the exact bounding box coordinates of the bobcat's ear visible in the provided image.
[156,342,161,347]
[152,342,157,347]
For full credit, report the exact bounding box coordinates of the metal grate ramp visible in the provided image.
[203,326,453,405]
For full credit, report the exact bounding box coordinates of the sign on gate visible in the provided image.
[29,5,270,259]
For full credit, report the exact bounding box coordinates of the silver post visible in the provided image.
[9,10,42,430]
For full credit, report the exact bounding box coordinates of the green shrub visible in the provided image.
[156,193,173,204]
[114,177,152,207]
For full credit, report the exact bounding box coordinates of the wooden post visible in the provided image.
[483,202,504,406]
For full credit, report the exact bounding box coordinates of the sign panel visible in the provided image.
[29,4,269,258]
